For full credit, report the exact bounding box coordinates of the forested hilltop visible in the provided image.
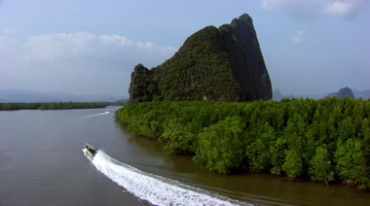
[129,14,272,102]
[116,98,370,190]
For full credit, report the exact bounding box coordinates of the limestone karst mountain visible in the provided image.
[129,14,272,102]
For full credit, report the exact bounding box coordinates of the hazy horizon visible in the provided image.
[1,0,369,98]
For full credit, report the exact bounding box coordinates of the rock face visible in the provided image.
[129,14,272,102]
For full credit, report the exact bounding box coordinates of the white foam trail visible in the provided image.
[88,150,252,206]
[82,111,110,119]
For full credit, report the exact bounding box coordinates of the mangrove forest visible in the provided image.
[115,98,370,190]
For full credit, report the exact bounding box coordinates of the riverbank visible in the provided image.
[115,98,370,191]
[0,102,121,110]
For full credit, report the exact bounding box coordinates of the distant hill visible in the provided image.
[353,89,370,99]
[273,88,370,100]
[0,89,121,102]
[273,89,283,100]
[129,14,272,102]
[327,87,355,98]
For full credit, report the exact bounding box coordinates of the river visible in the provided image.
[0,107,369,206]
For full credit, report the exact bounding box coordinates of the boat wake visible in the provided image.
[85,150,252,206]
[82,111,110,119]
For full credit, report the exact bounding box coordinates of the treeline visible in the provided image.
[0,102,110,110]
[115,98,370,190]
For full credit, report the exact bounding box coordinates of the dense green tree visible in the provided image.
[337,117,355,141]
[270,137,288,175]
[282,149,303,178]
[309,145,334,185]
[335,138,369,189]
[160,122,195,155]
[193,116,244,174]
[246,138,270,172]
[246,122,274,172]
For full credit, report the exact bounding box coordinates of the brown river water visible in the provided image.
[0,107,369,206]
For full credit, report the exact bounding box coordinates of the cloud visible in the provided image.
[323,1,352,16]
[292,30,304,45]
[2,27,17,35]
[262,0,369,20]
[262,0,321,20]
[24,32,175,65]
[322,0,362,18]
[0,32,176,96]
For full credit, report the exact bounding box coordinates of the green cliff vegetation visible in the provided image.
[115,98,370,190]
[129,14,272,102]
[0,102,110,110]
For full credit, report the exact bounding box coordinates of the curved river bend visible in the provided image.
[0,107,369,205]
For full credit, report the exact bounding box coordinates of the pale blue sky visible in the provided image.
[1,0,369,97]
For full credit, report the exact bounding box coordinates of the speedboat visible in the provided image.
[84,143,97,159]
